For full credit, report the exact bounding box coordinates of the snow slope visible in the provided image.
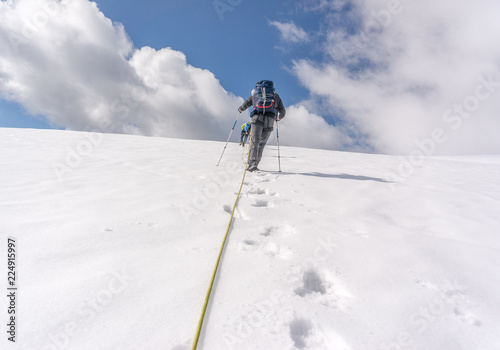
[1,127,500,350]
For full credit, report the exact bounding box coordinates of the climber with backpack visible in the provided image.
[240,122,251,146]
[238,80,286,171]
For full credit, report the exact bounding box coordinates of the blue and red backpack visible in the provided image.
[251,80,276,116]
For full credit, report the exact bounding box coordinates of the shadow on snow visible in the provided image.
[266,171,393,183]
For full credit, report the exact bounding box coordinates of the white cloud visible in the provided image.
[0,0,242,141]
[277,104,350,150]
[297,0,349,12]
[293,0,500,155]
[269,21,309,43]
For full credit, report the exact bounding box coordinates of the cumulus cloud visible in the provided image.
[0,0,242,141]
[293,0,500,155]
[277,104,350,150]
[269,21,309,43]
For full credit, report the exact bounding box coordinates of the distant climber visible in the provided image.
[240,122,251,146]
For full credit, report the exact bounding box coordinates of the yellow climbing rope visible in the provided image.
[191,137,252,350]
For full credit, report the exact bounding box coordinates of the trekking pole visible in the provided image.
[276,117,282,172]
[217,112,241,166]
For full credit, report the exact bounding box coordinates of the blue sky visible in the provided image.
[0,98,51,128]
[1,0,500,154]
[93,0,337,103]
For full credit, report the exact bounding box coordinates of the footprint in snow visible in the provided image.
[260,224,296,237]
[291,268,350,310]
[252,200,274,208]
[237,238,291,259]
[248,187,278,196]
[254,173,278,183]
[236,239,260,252]
[260,226,277,237]
[289,318,313,349]
[248,187,266,195]
[171,345,188,350]
[294,269,327,297]
[243,239,257,246]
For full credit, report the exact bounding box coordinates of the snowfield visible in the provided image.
[1,127,500,350]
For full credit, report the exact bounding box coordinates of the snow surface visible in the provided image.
[1,127,500,350]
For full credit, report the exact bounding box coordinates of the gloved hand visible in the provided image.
[238,107,243,113]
